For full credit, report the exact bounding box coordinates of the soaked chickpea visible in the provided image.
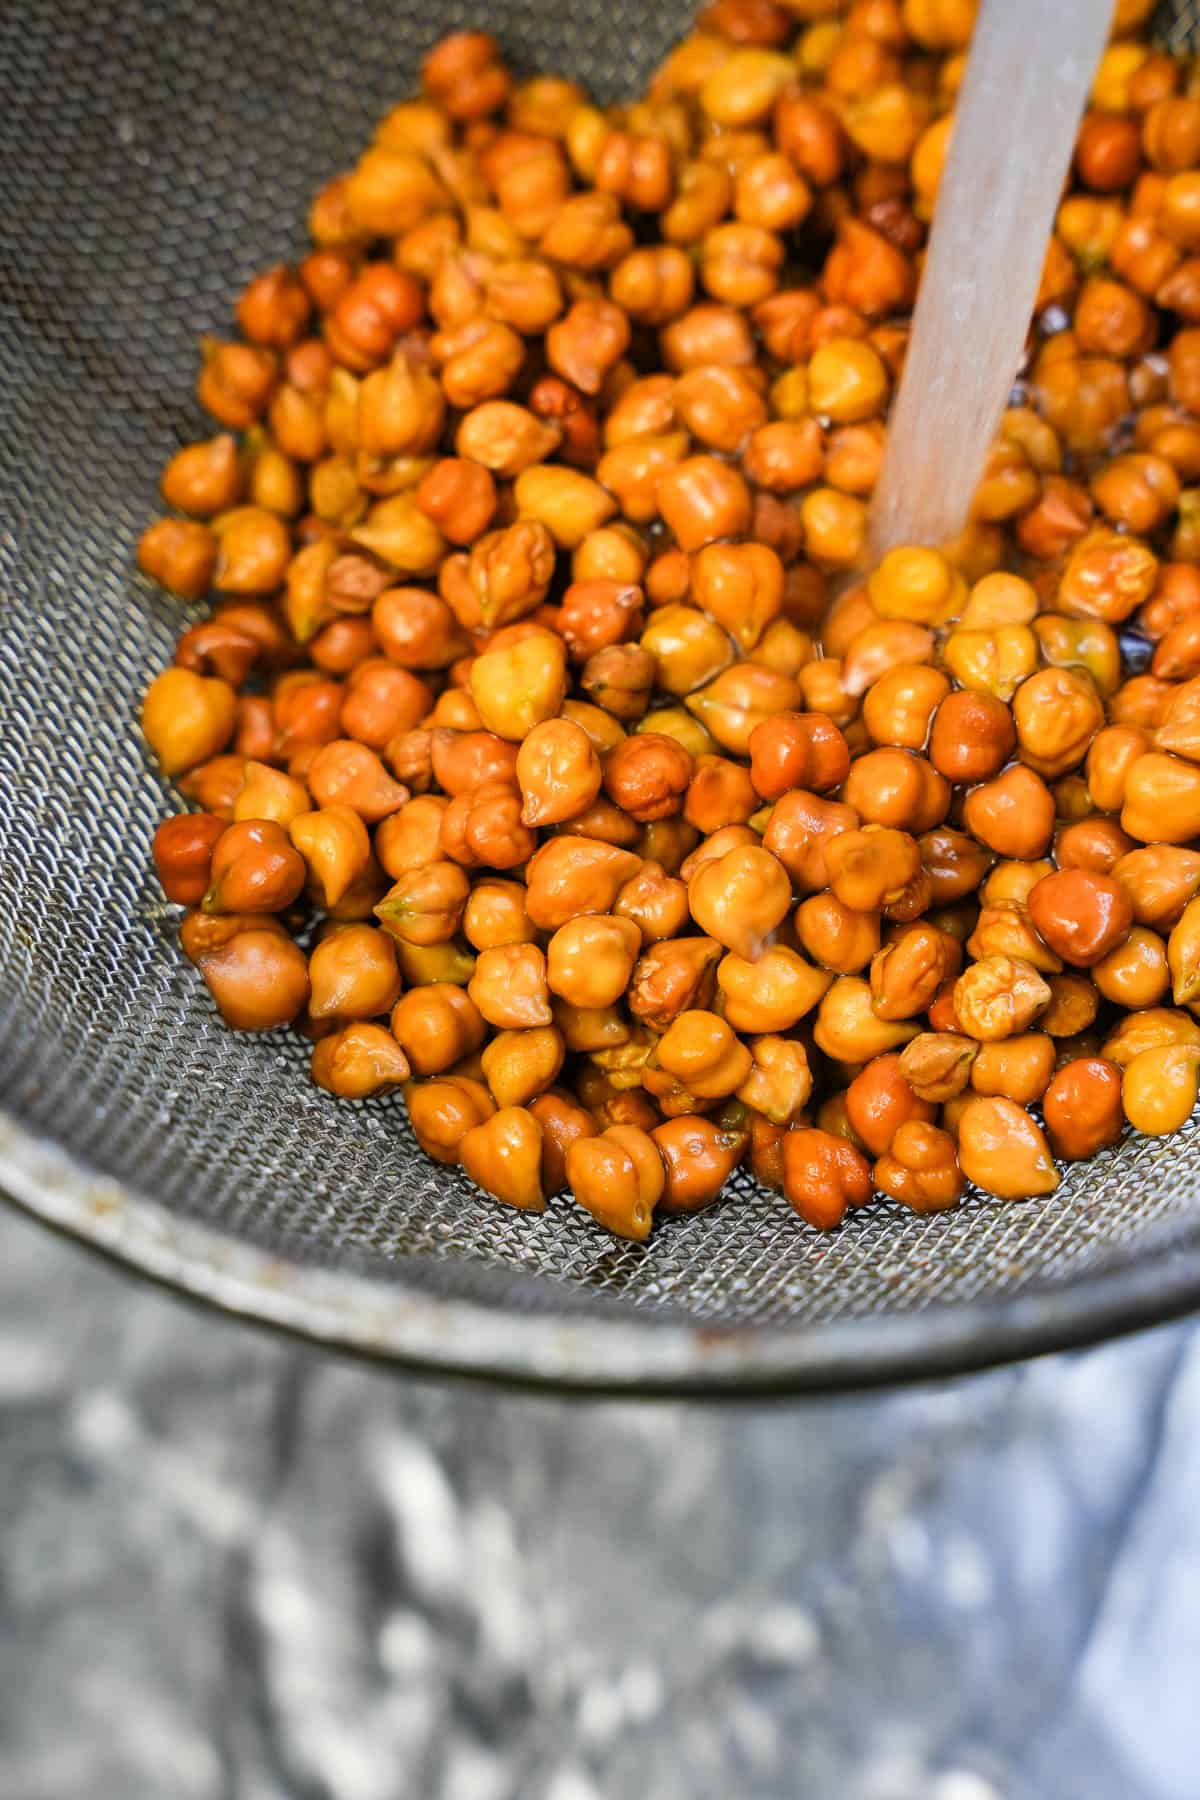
[407,1075,495,1166]
[197,929,310,1032]
[547,915,642,1011]
[460,1107,547,1212]
[1027,869,1133,968]
[781,1128,872,1231]
[153,813,227,906]
[529,1090,597,1195]
[969,1033,1056,1106]
[873,1119,963,1214]
[844,1054,934,1157]
[957,1097,1060,1198]
[308,922,402,1020]
[565,1126,663,1238]
[614,862,691,945]
[687,843,792,960]
[205,819,307,914]
[1040,1057,1125,1164]
[480,1026,565,1109]
[1123,1043,1200,1135]
[513,720,601,831]
[311,1023,411,1100]
[467,942,552,1030]
[953,956,1051,1042]
[391,984,486,1076]
[523,836,642,930]
[796,892,881,975]
[653,1116,746,1214]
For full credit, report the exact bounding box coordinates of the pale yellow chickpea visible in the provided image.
[953,956,1051,1041]
[1123,1044,1200,1134]
[716,947,833,1033]
[957,1097,1060,1198]
[736,1036,813,1125]
[812,977,919,1063]
[481,1026,566,1109]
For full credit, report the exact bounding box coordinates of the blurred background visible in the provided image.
[0,1200,1194,1800]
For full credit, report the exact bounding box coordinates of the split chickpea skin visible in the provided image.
[141,3,1200,1244]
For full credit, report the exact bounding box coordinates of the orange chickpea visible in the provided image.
[657,1010,753,1100]
[407,1075,496,1166]
[957,1096,1059,1197]
[1122,752,1200,844]
[523,836,642,930]
[843,749,950,833]
[138,518,218,600]
[307,739,409,822]
[559,580,644,662]
[467,942,551,1030]
[781,1127,872,1230]
[687,843,792,959]
[567,1125,664,1239]
[656,455,752,551]
[308,923,402,1021]
[462,878,535,951]
[628,937,723,1032]
[613,862,690,945]
[748,712,850,800]
[1055,817,1136,876]
[197,928,309,1032]
[515,718,603,827]
[684,756,759,835]
[341,663,432,750]
[152,812,226,906]
[1043,1057,1125,1161]
[160,434,243,517]
[603,733,693,822]
[1113,845,1200,932]
[687,665,804,754]
[197,340,278,430]
[652,1116,746,1214]
[375,861,470,946]
[953,955,1052,1042]
[311,1023,411,1100]
[547,915,641,1010]
[529,1090,597,1195]
[962,766,1056,860]
[460,1108,547,1214]
[969,1033,1057,1106]
[1025,869,1133,969]
[844,1053,935,1156]
[860,664,948,751]
[899,1032,978,1103]
[204,819,306,914]
[874,1120,964,1214]
[928,690,1015,784]
[288,800,372,905]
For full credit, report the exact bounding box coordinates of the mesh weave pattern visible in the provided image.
[2,0,1200,1347]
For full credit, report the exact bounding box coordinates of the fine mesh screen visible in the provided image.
[3,0,1200,1362]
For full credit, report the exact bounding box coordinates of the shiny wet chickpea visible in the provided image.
[137,9,1200,1249]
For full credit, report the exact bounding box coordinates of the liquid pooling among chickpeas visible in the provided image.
[139,0,1200,1240]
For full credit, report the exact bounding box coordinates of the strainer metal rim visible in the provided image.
[4,1109,1197,1395]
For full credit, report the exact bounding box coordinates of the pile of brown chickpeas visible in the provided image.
[139,0,1200,1240]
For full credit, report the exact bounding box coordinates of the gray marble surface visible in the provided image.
[0,1203,1196,1800]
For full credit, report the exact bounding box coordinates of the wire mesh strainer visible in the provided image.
[4,0,1200,1394]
